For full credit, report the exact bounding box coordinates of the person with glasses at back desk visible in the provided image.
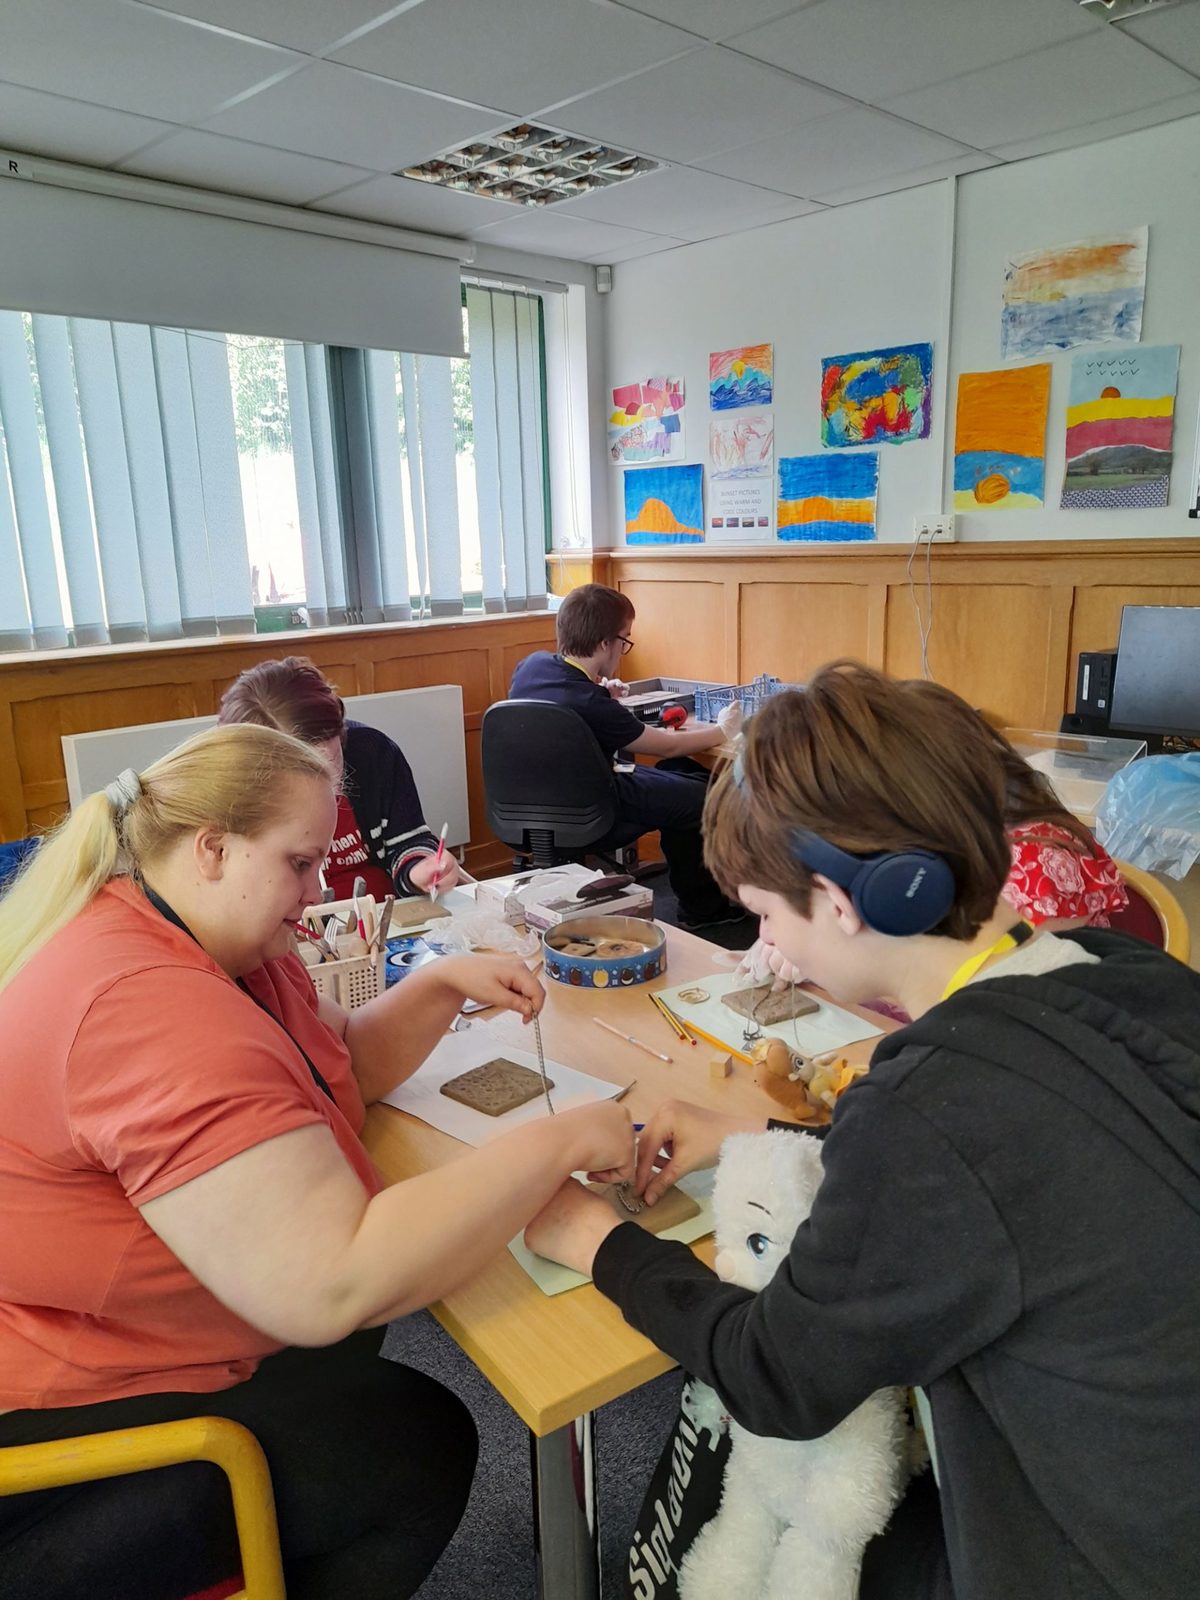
[509,583,744,931]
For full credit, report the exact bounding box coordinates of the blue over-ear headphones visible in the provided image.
[787,829,956,937]
[732,750,956,936]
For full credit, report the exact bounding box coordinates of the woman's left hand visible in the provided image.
[524,1177,622,1273]
[410,852,462,896]
[437,953,544,1020]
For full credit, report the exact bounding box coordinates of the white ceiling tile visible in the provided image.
[733,0,1098,104]
[134,0,404,56]
[203,60,505,170]
[115,128,372,204]
[810,150,1001,208]
[560,162,818,234]
[613,0,823,44]
[544,47,846,164]
[582,233,687,264]
[882,27,1198,151]
[468,208,665,259]
[702,107,971,197]
[1119,6,1200,77]
[333,0,699,116]
[987,93,1200,163]
[0,82,173,165]
[310,174,510,231]
[0,0,301,123]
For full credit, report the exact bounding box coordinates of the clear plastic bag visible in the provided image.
[1095,752,1200,881]
[429,905,541,958]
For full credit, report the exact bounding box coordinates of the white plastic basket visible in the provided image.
[298,895,386,1010]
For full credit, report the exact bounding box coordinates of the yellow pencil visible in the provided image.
[649,991,694,1045]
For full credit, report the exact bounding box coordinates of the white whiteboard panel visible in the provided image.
[61,685,470,849]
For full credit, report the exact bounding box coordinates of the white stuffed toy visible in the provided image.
[678,1130,909,1600]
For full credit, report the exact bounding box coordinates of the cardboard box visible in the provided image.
[477,864,654,928]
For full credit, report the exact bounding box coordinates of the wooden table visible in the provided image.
[362,923,887,1598]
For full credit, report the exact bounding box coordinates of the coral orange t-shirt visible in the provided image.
[0,877,382,1410]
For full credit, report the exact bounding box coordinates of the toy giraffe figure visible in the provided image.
[679,1131,910,1600]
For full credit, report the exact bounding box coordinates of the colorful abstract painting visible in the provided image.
[1001,228,1147,361]
[777,453,878,542]
[820,343,932,448]
[710,344,773,410]
[624,464,704,545]
[608,376,685,464]
[1061,345,1179,510]
[954,364,1051,511]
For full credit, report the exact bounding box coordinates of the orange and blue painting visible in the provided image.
[710,344,773,411]
[625,464,704,544]
[777,454,877,542]
[1061,346,1179,510]
[1001,229,1147,360]
[820,343,932,448]
[954,364,1051,511]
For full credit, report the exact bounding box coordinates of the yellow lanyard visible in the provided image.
[562,655,594,682]
[941,924,1032,1001]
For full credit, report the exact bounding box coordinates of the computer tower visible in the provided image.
[1060,649,1118,736]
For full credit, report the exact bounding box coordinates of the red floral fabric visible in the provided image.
[1001,823,1128,927]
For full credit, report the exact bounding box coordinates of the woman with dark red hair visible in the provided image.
[219,657,459,901]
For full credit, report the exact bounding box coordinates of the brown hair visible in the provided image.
[703,662,1013,941]
[218,656,345,745]
[555,584,635,658]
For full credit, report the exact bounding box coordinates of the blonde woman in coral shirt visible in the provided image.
[0,723,632,1600]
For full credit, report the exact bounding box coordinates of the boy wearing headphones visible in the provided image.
[526,662,1200,1600]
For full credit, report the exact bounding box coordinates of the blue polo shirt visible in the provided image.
[509,652,645,761]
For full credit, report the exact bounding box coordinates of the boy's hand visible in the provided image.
[601,677,629,699]
[635,1100,768,1206]
[524,1178,622,1274]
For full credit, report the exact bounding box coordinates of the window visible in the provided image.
[0,287,549,651]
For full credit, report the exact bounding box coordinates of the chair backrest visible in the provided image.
[0,837,38,893]
[1109,859,1191,964]
[482,700,619,856]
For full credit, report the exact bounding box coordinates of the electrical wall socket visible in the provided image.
[912,514,956,543]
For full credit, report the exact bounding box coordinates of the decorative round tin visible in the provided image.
[542,916,668,989]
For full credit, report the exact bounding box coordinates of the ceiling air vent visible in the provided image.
[400,123,661,207]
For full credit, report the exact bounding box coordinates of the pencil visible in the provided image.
[429,821,448,903]
[591,1016,672,1064]
[650,991,695,1045]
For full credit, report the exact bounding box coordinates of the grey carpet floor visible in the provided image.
[384,1310,683,1599]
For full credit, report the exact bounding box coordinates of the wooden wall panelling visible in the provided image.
[617,576,731,683]
[739,580,876,683]
[0,615,557,849]
[603,539,1200,734]
[884,582,1063,729]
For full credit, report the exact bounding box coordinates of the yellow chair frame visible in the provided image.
[0,1415,286,1599]
[1114,859,1191,965]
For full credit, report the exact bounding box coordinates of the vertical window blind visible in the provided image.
[0,285,549,652]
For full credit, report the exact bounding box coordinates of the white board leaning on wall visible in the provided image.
[61,685,470,850]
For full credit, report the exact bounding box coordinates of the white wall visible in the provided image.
[603,113,1200,546]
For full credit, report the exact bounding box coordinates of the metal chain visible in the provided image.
[532,1010,554,1116]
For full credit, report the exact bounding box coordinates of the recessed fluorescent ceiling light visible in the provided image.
[1078,0,1196,20]
[400,123,661,207]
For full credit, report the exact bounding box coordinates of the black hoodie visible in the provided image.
[593,931,1200,1599]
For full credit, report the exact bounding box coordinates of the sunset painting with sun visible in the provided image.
[1061,346,1179,510]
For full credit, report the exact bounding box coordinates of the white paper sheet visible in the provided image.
[381,1017,626,1145]
[656,971,881,1061]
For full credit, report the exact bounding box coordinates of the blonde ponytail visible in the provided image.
[0,723,331,991]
